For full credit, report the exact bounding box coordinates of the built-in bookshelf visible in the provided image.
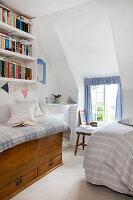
[0,4,37,83]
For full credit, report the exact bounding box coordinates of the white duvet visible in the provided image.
[83,122,133,195]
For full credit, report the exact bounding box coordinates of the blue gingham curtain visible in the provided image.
[84,76,122,124]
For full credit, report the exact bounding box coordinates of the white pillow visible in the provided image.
[15,100,44,117]
[8,102,36,124]
[34,102,44,117]
[119,116,133,126]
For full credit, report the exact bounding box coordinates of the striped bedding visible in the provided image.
[0,117,71,153]
[83,122,133,195]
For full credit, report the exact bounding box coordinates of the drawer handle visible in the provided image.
[16,178,22,186]
[49,160,53,166]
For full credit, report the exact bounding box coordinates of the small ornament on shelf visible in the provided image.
[67,97,76,104]
[52,94,61,104]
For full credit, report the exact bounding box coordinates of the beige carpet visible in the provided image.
[11,147,132,200]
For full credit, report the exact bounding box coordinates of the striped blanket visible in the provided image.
[84,122,133,195]
[105,132,133,193]
[0,118,71,153]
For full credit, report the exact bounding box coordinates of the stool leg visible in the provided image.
[74,133,80,156]
[82,134,85,150]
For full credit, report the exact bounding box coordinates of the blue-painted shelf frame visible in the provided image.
[37,59,46,84]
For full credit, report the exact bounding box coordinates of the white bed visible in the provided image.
[83,122,133,195]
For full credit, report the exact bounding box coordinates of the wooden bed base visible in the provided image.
[0,132,63,200]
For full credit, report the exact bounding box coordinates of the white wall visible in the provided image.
[37,15,78,104]
[102,0,133,117]
[37,37,59,101]
[122,90,133,118]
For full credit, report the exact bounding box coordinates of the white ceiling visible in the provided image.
[1,0,90,18]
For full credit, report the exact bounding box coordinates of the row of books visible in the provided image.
[0,59,32,80]
[15,16,31,34]
[18,40,32,56]
[0,32,32,56]
[0,4,32,34]
[0,32,16,52]
[0,4,15,26]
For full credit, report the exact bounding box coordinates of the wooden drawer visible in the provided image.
[38,154,62,176]
[0,169,37,200]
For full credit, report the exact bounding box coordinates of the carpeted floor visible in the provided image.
[11,147,132,200]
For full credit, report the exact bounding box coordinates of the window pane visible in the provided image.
[92,113,96,121]
[97,103,103,112]
[97,92,103,103]
[96,85,104,93]
[105,84,118,124]
[92,104,96,113]
[97,113,103,121]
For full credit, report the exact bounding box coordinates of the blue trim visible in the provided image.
[37,59,46,84]
[84,76,121,86]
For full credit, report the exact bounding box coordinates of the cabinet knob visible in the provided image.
[16,177,22,186]
[49,160,53,166]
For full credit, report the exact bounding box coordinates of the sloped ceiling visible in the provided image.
[51,0,119,78]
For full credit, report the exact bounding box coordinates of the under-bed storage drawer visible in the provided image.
[0,169,37,200]
[38,154,62,176]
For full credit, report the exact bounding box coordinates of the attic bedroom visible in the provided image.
[0,0,133,200]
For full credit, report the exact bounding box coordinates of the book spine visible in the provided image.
[11,63,13,78]
[5,60,8,77]
[3,60,5,77]
[19,20,22,30]
[16,19,19,29]
[26,45,28,55]
[0,8,2,21]
[13,63,15,78]
[8,63,12,78]
[25,67,27,79]
[7,11,10,25]
[24,45,26,55]
[20,66,21,79]
[2,8,4,22]
[0,61,1,77]
[5,39,9,49]
[18,65,20,79]
[0,36,1,48]
[16,65,18,78]
[2,60,4,77]
[4,9,7,23]
[22,44,24,54]
[27,68,29,80]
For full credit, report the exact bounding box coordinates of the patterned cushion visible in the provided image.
[15,100,44,117]
[8,102,36,124]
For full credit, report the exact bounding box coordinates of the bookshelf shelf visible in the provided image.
[0,6,37,84]
[0,21,36,40]
[0,48,36,61]
[0,77,36,83]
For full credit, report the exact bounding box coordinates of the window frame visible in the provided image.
[91,84,117,125]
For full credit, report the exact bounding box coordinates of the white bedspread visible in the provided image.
[83,122,133,195]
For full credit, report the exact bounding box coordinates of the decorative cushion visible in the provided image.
[15,100,44,117]
[8,102,36,124]
[119,116,133,126]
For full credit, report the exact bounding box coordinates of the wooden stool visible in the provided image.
[74,132,92,156]
[74,126,97,156]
